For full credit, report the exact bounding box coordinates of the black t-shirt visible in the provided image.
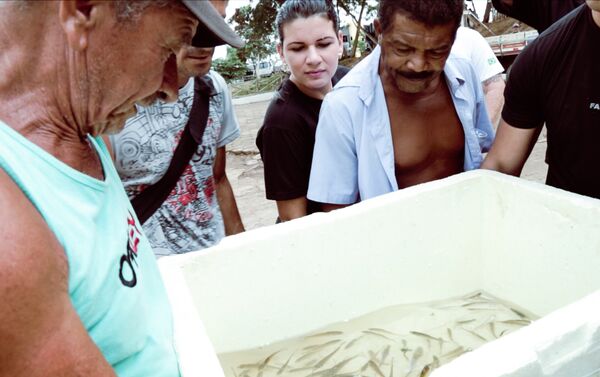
[256,66,350,214]
[492,0,585,32]
[502,4,600,198]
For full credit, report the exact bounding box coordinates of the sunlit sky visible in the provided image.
[215,0,490,59]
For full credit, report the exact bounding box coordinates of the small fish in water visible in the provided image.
[462,300,499,307]
[466,306,498,312]
[406,346,423,373]
[303,339,343,352]
[380,345,391,365]
[363,330,395,341]
[456,318,476,325]
[305,331,344,339]
[296,352,317,363]
[420,364,432,377]
[400,339,411,360]
[328,355,359,374]
[461,327,487,342]
[297,340,342,364]
[277,352,295,375]
[489,321,497,338]
[446,328,454,342]
[410,330,445,352]
[257,351,280,375]
[368,328,399,337]
[289,365,316,373]
[410,331,444,343]
[500,319,531,326]
[368,350,379,364]
[307,358,357,377]
[312,344,343,369]
[344,335,364,350]
[419,356,440,377]
[464,291,483,300]
[400,347,411,360]
[440,346,465,361]
[510,307,527,319]
[368,360,386,377]
[237,363,262,370]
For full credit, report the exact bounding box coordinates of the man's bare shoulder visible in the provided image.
[0,168,69,318]
[0,169,67,372]
[0,168,67,274]
[0,169,115,375]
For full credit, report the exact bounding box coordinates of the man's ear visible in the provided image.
[276,43,284,60]
[59,0,97,51]
[374,18,382,43]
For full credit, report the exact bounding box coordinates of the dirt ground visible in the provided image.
[227,96,278,230]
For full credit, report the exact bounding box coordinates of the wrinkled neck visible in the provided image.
[0,7,101,178]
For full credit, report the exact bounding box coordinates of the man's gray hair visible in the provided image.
[114,0,172,23]
[8,0,173,21]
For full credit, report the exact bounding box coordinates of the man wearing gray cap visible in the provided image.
[0,1,240,376]
[111,0,246,256]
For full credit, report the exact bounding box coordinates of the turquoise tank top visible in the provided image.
[0,121,180,377]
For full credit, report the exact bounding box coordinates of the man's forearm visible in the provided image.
[481,119,542,176]
[215,175,245,235]
[483,74,506,129]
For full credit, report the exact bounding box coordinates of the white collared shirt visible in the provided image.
[307,45,495,204]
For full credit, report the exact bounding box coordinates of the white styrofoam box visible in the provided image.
[159,170,600,376]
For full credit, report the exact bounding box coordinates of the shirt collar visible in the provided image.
[342,45,468,105]
[443,56,468,95]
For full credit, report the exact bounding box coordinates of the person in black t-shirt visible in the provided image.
[492,0,585,32]
[256,0,349,221]
[483,2,600,199]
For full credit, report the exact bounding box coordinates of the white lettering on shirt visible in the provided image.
[591,102,600,111]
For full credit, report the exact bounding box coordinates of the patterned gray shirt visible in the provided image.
[111,71,240,256]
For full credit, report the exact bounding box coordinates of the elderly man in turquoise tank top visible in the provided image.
[0,1,242,376]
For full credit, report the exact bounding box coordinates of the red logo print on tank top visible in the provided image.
[119,211,142,287]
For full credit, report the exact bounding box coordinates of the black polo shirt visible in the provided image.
[502,4,600,198]
[256,66,350,214]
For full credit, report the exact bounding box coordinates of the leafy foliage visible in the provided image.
[336,0,377,57]
[231,0,285,73]
[230,0,376,60]
[212,47,247,82]
[226,0,377,85]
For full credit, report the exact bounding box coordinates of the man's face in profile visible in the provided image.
[176,0,229,80]
[94,3,198,134]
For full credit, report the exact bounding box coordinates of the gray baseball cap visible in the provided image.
[181,0,245,48]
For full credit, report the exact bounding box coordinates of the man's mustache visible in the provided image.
[397,70,434,80]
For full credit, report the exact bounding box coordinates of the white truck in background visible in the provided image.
[245,60,274,78]
[485,30,539,57]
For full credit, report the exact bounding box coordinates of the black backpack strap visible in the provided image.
[131,75,215,225]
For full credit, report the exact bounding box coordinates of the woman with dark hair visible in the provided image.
[256,0,349,222]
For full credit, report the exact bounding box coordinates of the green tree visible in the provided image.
[336,0,377,57]
[229,0,377,76]
[212,47,247,82]
[231,0,284,78]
